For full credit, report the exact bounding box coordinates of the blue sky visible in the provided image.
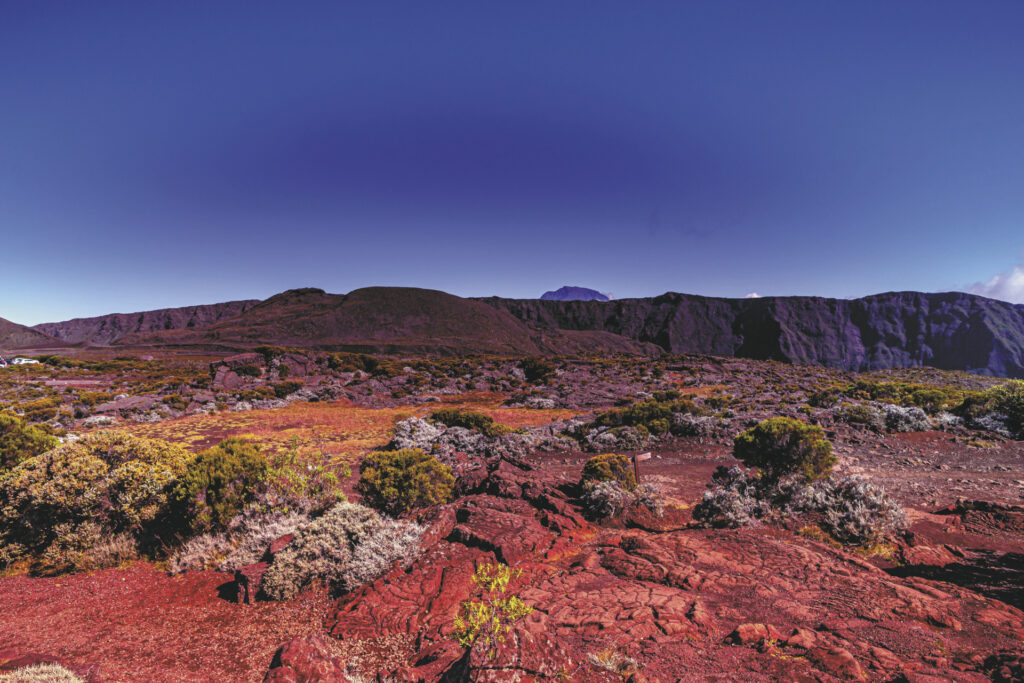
[2,1,1023,325]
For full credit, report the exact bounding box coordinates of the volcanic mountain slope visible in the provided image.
[33,299,260,346]
[116,287,660,356]
[540,286,610,302]
[482,290,1024,378]
[0,317,65,351]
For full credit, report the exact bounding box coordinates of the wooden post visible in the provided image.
[633,451,651,484]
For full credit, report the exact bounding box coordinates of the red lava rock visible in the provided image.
[785,627,817,650]
[868,644,902,670]
[236,561,270,604]
[264,635,349,682]
[288,455,1024,682]
[807,645,864,680]
[985,651,1024,682]
[267,533,296,558]
[727,623,771,646]
[900,544,960,567]
[626,672,656,683]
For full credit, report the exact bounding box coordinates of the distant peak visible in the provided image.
[540,286,611,302]
[278,287,326,296]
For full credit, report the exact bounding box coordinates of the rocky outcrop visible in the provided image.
[33,299,260,346]
[482,290,1024,377]
[263,455,1024,682]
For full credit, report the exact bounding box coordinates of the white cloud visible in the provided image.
[969,264,1024,304]
[743,292,761,299]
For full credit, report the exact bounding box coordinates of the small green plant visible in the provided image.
[357,449,454,515]
[452,562,534,659]
[580,453,636,491]
[733,417,834,483]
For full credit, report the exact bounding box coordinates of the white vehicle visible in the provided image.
[10,358,41,365]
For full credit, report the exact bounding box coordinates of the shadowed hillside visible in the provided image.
[114,287,660,356]
[0,317,66,351]
[33,299,260,346]
[481,290,1024,377]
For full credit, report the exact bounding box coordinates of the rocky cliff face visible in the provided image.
[33,300,260,346]
[481,291,1024,378]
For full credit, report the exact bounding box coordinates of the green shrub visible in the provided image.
[272,380,304,398]
[76,391,113,407]
[0,431,190,569]
[18,397,61,422]
[807,386,843,408]
[909,389,949,415]
[0,413,58,471]
[428,408,511,437]
[837,403,884,430]
[234,364,262,378]
[520,357,556,383]
[986,380,1024,437]
[261,438,347,515]
[588,396,705,438]
[357,449,454,515]
[173,438,269,533]
[162,394,188,411]
[580,453,636,491]
[733,417,834,484]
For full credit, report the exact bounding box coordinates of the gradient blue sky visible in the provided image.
[3,1,1024,325]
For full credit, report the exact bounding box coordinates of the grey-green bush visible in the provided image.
[262,502,422,600]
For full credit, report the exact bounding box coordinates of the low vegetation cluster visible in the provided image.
[694,417,907,548]
[578,453,663,519]
[0,430,346,574]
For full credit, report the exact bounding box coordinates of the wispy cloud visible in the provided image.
[969,264,1024,304]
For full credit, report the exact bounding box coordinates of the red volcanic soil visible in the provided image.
[0,564,328,682]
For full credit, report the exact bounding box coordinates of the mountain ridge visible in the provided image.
[33,299,261,346]
[480,290,1024,377]
[0,317,66,351]
[18,288,1024,377]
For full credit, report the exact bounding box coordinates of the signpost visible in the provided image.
[633,451,651,484]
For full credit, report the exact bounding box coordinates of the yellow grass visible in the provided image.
[125,393,576,464]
